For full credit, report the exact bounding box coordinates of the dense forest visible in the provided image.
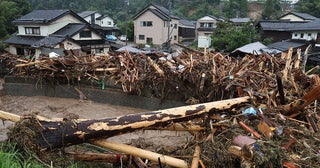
[0,0,319,47]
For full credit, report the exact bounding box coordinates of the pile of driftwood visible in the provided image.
[0,45,320,167]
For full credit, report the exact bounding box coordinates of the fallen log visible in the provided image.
[67,151,129,163]
[91,139,189,168]
[6,96,250,151]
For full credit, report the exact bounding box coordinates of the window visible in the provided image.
[108,21,112,25]
[294,33,298,37]
[140,21,153,27]
[308,33,312,37]
[139,35,145,40]
[200,22,213,28]
[174,24,177,29]
[300,33,304,38]
[146,37,153,44]
[174,35,177,40]
[80,30,92,38]
[25,27,40,35]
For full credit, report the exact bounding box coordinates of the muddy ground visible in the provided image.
[0,78,189,151]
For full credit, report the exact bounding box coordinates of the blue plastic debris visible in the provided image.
[242,107,257,116]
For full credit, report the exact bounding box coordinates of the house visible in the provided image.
[279,11,318,22]
[196,15,223,48]
[258,12,319,43]
[133,3,180,46]
[178,19,196,41]
[4,9,109,57]
[258,20,306,42]
[77,11,120,37]
[196,15,222,38]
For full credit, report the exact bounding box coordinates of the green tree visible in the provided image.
[224,0,248,18]
[117,20,134,41]
[262,0,282,20]
[295,0,320,18]
[211,22,259,52]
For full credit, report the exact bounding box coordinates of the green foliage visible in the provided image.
[0,142,42,168]
[295,0,320,18]
[211,22,259,52]
[262,0,282,20]
[117,20,134,41]
[0,0,31,39]
[224,0,248,18]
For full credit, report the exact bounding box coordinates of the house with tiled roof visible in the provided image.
[279,11,318,22]
[77,11,120,37]
[4,10,109,57]
[259,11,319,43]
[133,3,180,46]
[196,15,224,48]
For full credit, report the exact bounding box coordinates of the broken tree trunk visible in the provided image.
[7,96,250,151]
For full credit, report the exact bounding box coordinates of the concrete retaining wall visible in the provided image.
[3,76,185,110]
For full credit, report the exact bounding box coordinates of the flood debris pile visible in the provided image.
[0,45,320,167]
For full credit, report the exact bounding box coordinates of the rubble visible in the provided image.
[0,44,320,167]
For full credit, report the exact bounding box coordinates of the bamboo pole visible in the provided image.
[91,139,188,168]
[191,145,201,168]
[0,110,20,122]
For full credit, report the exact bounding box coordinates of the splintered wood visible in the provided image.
[1,45,320,167]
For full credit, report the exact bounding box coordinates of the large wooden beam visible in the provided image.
[7,96,251,150]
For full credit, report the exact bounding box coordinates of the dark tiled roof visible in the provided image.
[32,35,67,48]
[13,10,71,24]
[230,17,251,23]
[152,3,179,20]
[259,20,307,31]
[77,11,96,18]
[288,19,320,31]
[179,19,195,28]
[3,35,70,48]
[96,15,111,20]
[53,23,87,37]
[267,40,306,51]
[3,35,44,46]
[149,8,170,21]
[133,3,179,20]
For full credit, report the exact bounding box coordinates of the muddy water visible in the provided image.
[0,79,189,149]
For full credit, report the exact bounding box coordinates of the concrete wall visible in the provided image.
[3,76,185,111]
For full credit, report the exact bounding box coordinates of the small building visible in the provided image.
[78,11,120,38]
[279,11,318,22]
[195,15,223,48]
[4,10,108,56]
[178,19,196,42]
[133,3,180,46]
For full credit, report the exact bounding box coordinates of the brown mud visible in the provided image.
[0,78,189,149]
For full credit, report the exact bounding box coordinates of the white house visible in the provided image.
[4,10,108,56]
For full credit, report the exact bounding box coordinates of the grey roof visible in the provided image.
[3,35,72,48]
[77,11,96,18]
[152,3,179,20]
[32,35,67,48]
[259,20,307,31]
[231,42,267,55]
[53,23,87,37]
[116,45,149,54]
[13,10,71,24]
[230,17,251,23]
[133,3,179,20]
[179,19,195,28]
[288,19,320,31]
[96,15,111,20]
[4,35,44,46]
[281,12,318,21]
[267,40,306,51]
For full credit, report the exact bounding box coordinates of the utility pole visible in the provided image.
[125,0,129,45]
